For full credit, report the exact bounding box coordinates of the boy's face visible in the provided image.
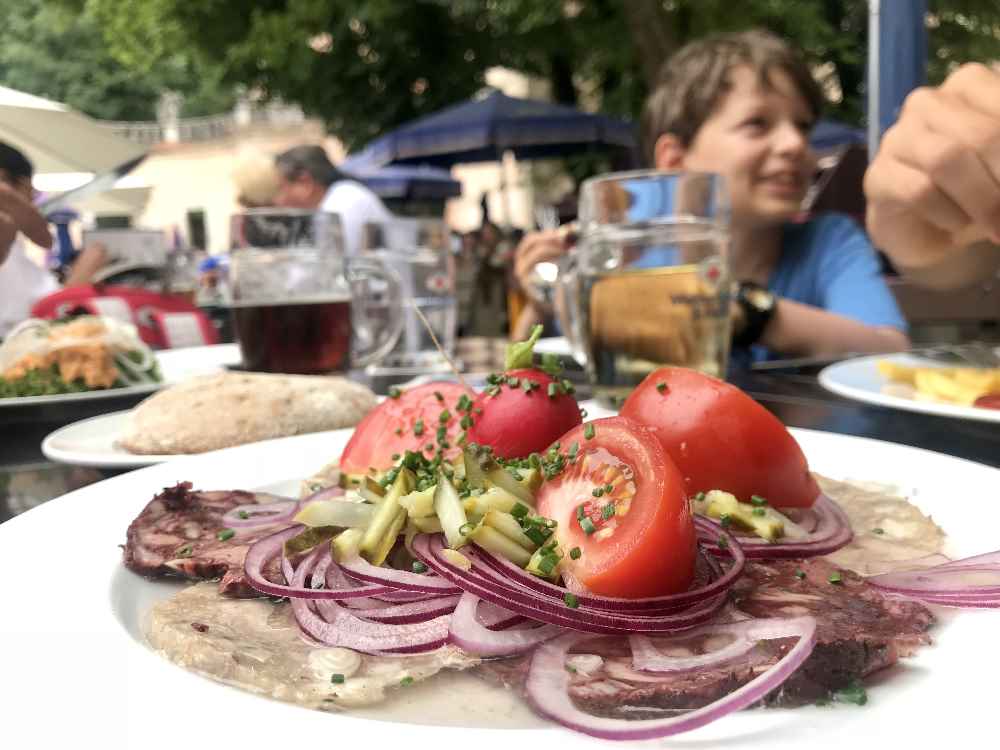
[671,66,816,229]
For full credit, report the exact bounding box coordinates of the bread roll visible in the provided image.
[120,372,376,454]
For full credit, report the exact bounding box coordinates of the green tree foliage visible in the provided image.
[28,1,1000,145]
[0,0,233,121]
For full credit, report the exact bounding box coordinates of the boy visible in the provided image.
[515,30,909,362]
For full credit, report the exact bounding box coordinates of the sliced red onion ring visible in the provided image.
[449,592,564,656]
[285,549,451,654]
[221,496,300,528]
[244,526,393,600]
[338,554,462,595]
[630,618,771,672]
[868,552,1000,607]
[525,616,817,741]
[337,595,460,624]
[411,534,728,634]
[703,493,852,559]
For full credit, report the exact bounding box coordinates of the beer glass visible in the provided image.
[361,218,458,373]
[557,171,731,406]
[229,209,403,374]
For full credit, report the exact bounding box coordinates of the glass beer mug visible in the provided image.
[229,209,403,375]
[557,171,732,406]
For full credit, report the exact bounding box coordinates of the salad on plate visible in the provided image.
[121,327,1000,741]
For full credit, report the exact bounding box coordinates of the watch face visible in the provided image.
[743,286,775,312]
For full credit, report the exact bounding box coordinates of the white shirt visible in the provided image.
[320,179,393,256]
[0,238,58,338]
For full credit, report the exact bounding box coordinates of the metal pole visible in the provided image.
[867,0,881,160]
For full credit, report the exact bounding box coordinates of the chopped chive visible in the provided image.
[693,491,706,502]
[524,526,551,546]
[601,503,616,520]
[506,376,520,388]
[795,569,806,580]
[485,373,502,385]
[583,423,595,440]
[400,676,414,687]
[604,483,613,494]
[459,522,475,536]
[717,535,729,550]
[656,381,667,393]
[510,502,530,519]
[576,503,587,520]
[569,547,582,560]
[828,571,843,585]
[176,544,193,558]
[391,453,401,461]
[388,386,402,399]
[439,409,451,423]
[216,528,235,542]
[237,510,250,520]
[331,673,345,684]
[434,391,444,402]
[563,592,579,608]
[872,527,885,535]
[537,555,559,575]
[394,427,403,436]
[579,517,597,535]
[752,507,766,516]
[413,419,425,437]
[561,379,575,394]
[750,495,768,506]
[457,394,473,412]
[568,442,579,459]
[592,487,604,497]
[832,679,868,706]
[411,561,428,574]
[719,514,732,528]
[460,415,473,429]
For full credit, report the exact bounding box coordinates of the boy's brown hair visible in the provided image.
[640,29,825,164]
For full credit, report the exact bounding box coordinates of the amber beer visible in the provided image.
[231,296,352,374]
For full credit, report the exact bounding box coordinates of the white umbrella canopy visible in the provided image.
[0,85,144,174]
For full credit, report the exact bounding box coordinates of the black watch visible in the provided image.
[733,281,777,348]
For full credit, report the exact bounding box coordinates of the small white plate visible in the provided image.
[819,353,1000,424]
[41,410,171,469]
[0,343,242,408]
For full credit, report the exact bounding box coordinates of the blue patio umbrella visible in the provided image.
[355,89,636,168]
[868,0,927,154]
[339,159,462,201]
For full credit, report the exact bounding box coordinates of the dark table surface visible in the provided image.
[2,363,997,526]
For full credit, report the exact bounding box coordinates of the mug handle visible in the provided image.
[554,248,589,368]
[344,256,404,368]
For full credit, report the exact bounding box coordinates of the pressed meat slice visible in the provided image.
[122,482,288,598]
[479,558,935,714]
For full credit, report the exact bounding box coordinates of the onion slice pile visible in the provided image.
[526,616,817,741]
[702,493,852,559]
[868,551,1000,608]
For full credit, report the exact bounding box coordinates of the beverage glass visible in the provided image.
[557,171,731,406]
[229,209,403,374]
[361,219,458,373]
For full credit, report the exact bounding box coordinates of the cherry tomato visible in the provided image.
[536,416,696,598]
[465,368,582,459]
[620,367,819,508]
[974,393,1000,410]
[340,382,473,474]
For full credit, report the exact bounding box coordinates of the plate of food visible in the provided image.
[819,353,1000,423]
[2,346,998,749]
[40,372,378,469]
[0,316,244,408]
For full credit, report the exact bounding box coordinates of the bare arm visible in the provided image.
[0,183,52,249]
[759,298,910,358]
[864,63,1000,290]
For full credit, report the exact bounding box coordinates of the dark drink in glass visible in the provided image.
[231,296,352,374]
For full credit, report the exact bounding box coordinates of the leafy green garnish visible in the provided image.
[832,679,868,706]
[504,324,544,370]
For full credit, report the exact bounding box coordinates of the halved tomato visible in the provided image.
[620,367,819,508]
[339,382,473,474]
[536,416,696,598]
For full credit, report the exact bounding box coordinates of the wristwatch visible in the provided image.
[733,281,777,348]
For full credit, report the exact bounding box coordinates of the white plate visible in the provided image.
[40,410,170,469]
[819,353,1000,423]
[0,343,242,408]
[2,426,998,749]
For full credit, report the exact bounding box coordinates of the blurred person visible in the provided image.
[232,150,281,209]
[864,62,1000,290]
[514,30,909,363]
[0,142,111,338]
[273,145,392,256]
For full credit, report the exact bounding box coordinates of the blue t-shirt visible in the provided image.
[735,212,906,366]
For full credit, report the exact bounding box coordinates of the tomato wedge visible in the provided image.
[536,417,696,599]
[339,382,473,474]
[621,367,819,508]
